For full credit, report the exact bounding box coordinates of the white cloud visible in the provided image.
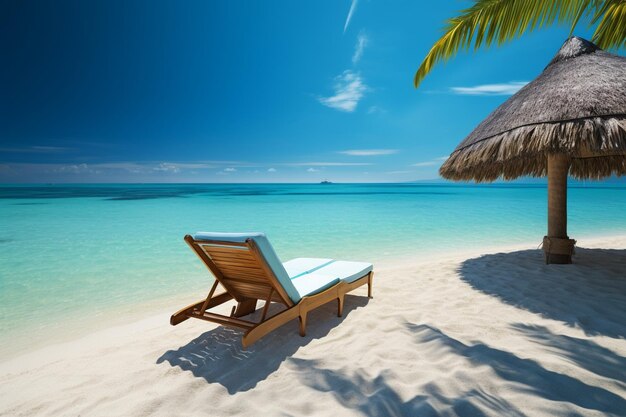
[224,167,236,172]
[450,81,528,96]
[289,162,372,167]
[319,71,367,112]
[412,156,448,167]
[307,168,320,172]
[343,0,358,32]
[352,31,368,64]
[267,168,277,172]
[153,163,181,173]
[55,163,91,174]
[412,161,438,167]
[339,149,397,156]
[367,105,385,114]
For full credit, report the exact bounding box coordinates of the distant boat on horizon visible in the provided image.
[320,180,332,184]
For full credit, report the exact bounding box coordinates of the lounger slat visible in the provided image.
[202,246,255,261]
[220,274,268,284]
[209,258,259,268]
[209,253,258,268]
[207,253,259,262]
[217,270,268,281]
[210,258,261,269]
[222,280,275,300]
[210,261,266,273]
[196,240,249,248]
[202,246,252,256]
[222,279,272,291]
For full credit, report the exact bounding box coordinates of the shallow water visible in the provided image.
[1,183,626,354]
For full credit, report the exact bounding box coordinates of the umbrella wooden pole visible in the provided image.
[545,154,573,264]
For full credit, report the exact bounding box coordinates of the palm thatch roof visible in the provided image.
[440,37,626,182]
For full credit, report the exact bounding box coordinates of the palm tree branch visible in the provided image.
[592,0,626,49]
[414,0,591,88]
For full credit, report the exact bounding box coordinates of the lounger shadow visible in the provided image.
[170,232,374,347]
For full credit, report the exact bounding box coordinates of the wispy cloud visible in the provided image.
[0,145,74,153]
[412,156,448,167]
[51,161,218,175]
[343,0,358,33]
[450,81,528,96]
[339,149,397,156]
[412,161,437,167]
[367,105,386,114]
[153,163,180,173]
[319,70,367,112]
[55,163,93,174]
[267,167,277,172]
[307,168,320,172]
[224,167,237,172]
[352,31,368,64]
[387,170,412,175]
[288,161,372,167]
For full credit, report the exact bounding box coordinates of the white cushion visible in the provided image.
[288,258,373,297]
[311,260,373,283]
[283,258,334,279]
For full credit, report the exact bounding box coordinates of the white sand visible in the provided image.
[1,236,625,417]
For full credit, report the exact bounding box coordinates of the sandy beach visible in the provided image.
[3,0,625,415]
[1,235,625,417]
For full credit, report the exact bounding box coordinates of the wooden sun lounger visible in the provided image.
[170,234,373,347]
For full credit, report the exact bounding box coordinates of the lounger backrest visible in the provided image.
[189,232,301,305]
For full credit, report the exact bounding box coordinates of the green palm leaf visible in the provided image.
[592,0,626,49]
[414,0,625,88]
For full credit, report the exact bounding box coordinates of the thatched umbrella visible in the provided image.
[440,37,626,264]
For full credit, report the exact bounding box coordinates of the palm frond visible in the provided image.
[592,0,626,49]
[414,0,591,88]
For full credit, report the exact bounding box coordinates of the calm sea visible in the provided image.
[1,183,626,355]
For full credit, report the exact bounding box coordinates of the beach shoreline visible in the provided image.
[1,233,625,416]
[2,230,626,361]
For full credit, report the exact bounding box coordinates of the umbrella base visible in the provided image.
[545,253,572,264]
[542,236,576,264]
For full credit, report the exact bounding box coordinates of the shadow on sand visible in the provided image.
[291,323,626,417]
[512,323,626,384]
[458,247,626,338]
[157,294,370,394]
[157,248,626,415]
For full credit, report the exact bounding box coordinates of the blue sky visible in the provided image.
[0,0,601,183]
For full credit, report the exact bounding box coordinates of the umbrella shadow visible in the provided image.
[458,247,626,338]
[156,294,370,394]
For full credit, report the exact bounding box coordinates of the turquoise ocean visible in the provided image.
[2,183,626,356]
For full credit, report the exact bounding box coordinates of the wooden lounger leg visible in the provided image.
[337,295,344,317]
[368,272,374,298]
[232,298,257,317]
[242,306,301,347]
[170,292,234,326]
[299,312,308,337]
